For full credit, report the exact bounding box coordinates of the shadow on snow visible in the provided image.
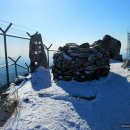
[56,72,130,130]
[30,67,52,91]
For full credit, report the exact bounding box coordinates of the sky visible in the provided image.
[0,0,130,53]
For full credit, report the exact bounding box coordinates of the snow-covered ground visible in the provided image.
[1,61,130,130]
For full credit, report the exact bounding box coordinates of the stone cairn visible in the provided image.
[52,43,110,82]
[29,33,48,73]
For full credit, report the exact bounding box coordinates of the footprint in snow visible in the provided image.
[23,98,31,103]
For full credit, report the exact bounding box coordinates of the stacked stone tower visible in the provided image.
[29,33,48,72]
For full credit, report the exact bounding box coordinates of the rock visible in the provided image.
[92,40,103,50]
[85,71,95,81]
[102,35,121,58]
[58,46,69,52]
[62,60,74,71]
[113,55,123,62]
[66,43,78,47]
[99,66,110,77]
[63,76,72,81]
[29,33,48,73]
[92,35,121,59]
[80,43,90,48]
[74,75,86,82]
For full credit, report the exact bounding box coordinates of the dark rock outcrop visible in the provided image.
[92,35,121,59]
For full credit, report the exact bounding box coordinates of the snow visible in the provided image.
[1,61,130,130]
[63,54,72,61]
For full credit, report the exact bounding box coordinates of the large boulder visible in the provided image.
[92,35,121,58]
[102,35,121,58]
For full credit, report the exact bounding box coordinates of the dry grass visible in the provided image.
[0,85,19,127]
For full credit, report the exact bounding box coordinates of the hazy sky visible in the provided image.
[0,0,130,52]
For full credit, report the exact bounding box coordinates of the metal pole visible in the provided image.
[47,50,49,67]
[3,34,10,87]
[0,32,30,40]
[46,44,52,68]
[8,56,21,78]
[25,63,30,73]
[14,62,18,78]
[0,23,12,87]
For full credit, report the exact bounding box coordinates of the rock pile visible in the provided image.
[52,43,110,82]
